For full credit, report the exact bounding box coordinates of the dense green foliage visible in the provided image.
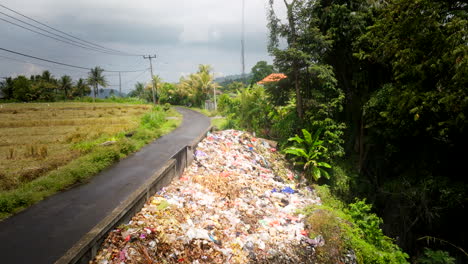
[418,248,456,264]
[283,128,332,181]
[0,70,94,102]
[304,185,409,263]
[87,67,107,101]
[218,0,468,261]
[127,65,221,108]
[218,84,272,134]
[250,60,275,84]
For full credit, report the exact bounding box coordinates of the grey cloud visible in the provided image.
[56,17,184,46]
[0,0,275,84]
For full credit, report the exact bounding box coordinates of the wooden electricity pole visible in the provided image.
[143,55,157,104]
[118,72,122,96]
[241,0,246,81]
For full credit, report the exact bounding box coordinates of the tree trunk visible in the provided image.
[93,84,97,103]
[294,68,302,119]
[284,0,302,119]
[358,113,364,172]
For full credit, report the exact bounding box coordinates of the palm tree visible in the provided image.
[196,71,220,110]
[151,75,162,104]
[59,75,72,98]
[41,70,53,82]
[198,64,212,75]
[87,66,107,102]
[129,82,145,98]
[179,74,199,106]
[74,78,91,98]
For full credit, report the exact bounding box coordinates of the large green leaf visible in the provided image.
[301,129,312,145]
[284,147,308,159]
[317,161,332,168]
[312,166,321,181]
[312,128,323,143]
[287,135,304,144]
[320,168,330,179]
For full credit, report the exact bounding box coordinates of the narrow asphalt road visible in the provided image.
[0,107,210,264]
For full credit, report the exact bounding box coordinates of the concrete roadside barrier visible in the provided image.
[56,126,213,264]
[55,160,176,264]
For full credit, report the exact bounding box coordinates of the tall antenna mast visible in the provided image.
[241,0,246,80]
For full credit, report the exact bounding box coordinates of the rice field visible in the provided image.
[0,102,153,191]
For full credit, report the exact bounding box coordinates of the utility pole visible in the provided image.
[241,0,246,81]
[118,72,122,96]
[143,55,157,104]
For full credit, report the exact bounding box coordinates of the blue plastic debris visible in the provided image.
[281,187,295,194]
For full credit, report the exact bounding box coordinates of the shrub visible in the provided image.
[304,185,410,264]
[118,138,137,155]
[283,128,332,182]
[141,106,166,129]
[418,248,455,264]
[163,103,171,111]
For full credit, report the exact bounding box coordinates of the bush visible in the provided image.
[418,248,455,264]
[163,103,171,111]
[118,138,137,155]
[304,185,410,264]
[218,85,272,136]
[141,106,166,129]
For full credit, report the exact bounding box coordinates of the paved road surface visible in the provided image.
[0,107,210,264]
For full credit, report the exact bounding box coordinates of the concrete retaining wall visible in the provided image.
[56,126,212,264]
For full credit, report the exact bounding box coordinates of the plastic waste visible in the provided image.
[91,130,323,264]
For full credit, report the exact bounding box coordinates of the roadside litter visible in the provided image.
[92,130,323,264]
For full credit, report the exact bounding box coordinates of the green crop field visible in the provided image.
[0,102,181,218]
[0,102,153,191]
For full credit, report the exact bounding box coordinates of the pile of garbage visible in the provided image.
[92,130,323,264]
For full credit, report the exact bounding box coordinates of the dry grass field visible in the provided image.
[0,102,153,191]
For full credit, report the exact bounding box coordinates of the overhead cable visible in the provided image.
[0,54,89,74]
[0,3,143,56]
[0,47,148,72]
[0,17,132,56]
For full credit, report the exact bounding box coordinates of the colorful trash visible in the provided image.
[91,130,323,264]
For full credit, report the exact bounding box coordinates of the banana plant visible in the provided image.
[283,128,331,181]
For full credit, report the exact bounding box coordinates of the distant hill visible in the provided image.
[214,73,252,84]
[89,88,126,99]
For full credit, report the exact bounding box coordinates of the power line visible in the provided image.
[0,47,148,72]
[0,54,89,73]
[0,56,87,81]
[0,3,142,56]
[123,69,150,86]
[0,11,134,56]
[241,0,246,79]
[0,17,130,56]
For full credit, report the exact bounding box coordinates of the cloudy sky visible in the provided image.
[0,0,286,93]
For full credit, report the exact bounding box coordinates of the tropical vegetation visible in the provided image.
[217,0,467,262]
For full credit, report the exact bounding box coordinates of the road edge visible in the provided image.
[55,125,212,264]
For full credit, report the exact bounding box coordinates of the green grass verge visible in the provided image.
[211,117,228,129]
[72,96,148,104]
[183,106,219,117]
[178,106,228,129]
[0,106,181,220]
[299,185,409,264]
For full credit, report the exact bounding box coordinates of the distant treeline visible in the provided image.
[0,71,91,101]
[0,67,120,102]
